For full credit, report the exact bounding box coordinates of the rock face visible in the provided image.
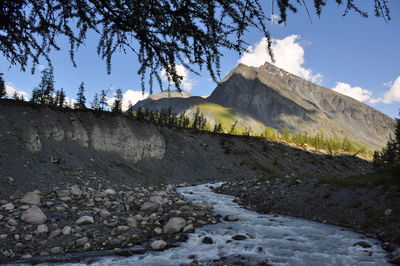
[208,63,394,149]
[20,206,47,225]
[163,217,186,234]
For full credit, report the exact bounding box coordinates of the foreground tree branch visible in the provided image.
[0,0,391,92]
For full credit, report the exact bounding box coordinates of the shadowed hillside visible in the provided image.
[0,100,371,199]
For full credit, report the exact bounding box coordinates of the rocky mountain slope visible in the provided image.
[0,100,370,199]
[208,62,394,149]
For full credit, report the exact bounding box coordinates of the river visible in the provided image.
[55,183,390,265]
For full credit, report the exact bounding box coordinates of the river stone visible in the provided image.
[112,226,129,235]
[20,192,41,205]
[140,202,158,212]
[8,218,18,226]
[58,190,70,197]
[37,224,48,234]
[104,189,116,195]
[354,241,372,248]
[20,206,47,224]
[76,236,89,247]
[48,229,61,239]
[150,196,163,204]
[232,234,247,241]
[62,226,72,235]
[151,240,167,251]
[100,210,111,218]
[127,217,137,228]
[50,247,62,254]
[183,224,194,233]
[224,215,239,222]
[163,217,186,234]
[154,227,163,235]
[76,216,94,225]
[202,237,213,244]
[70,185,82,196]
[166,184,175,193]
[384,209,393,216]
[2,203,14,210]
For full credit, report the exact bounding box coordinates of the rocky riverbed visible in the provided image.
[215,179,400,264]
[0,182,218,264]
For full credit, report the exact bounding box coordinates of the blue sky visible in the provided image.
[1,1,399,117]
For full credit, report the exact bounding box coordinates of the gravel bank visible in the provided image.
[0,182,218,264]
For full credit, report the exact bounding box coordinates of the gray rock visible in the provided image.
[62,226,72,235]
[20,206,47,224]
[166,184,175,193]
[20,192,41,205]
[150,196,163,204]
[111,226,129,235]
[154,227,163,235]
[183,224,194,233]
[127,217,137,228]
[224,215,239,222]
[140,202,158,212]
[48,229,61,239]
[57,190,70,197]
[76,236,89,247]
[232,234,247,240]
[202,201,213,210]
[70,185,82,196]
[84,242,91,250]
[50,247,62,254]
[75,216,94,225]
[60,196,72,202]
[163,217,186,234]
[151,240,167,251]
[104,189,116,195]
[37,224,48,234]
[354,241,372,248]
[8,218,18,226]
[100,210,111,218]
[202,236,213,244]
[2,203,14,210]
[384,209,393,216]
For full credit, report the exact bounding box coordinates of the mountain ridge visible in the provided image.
[132,62,394,150]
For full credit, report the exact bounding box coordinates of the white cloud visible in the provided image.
[161,64,194,91]
[238,35,322,83]
[332,82,372,102]
[5,82,30,99]
[107,89,149,111]
[370,76,400,104]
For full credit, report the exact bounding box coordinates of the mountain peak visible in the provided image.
[209,62,394,149]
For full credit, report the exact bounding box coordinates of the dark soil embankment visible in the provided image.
[0,100,371,199]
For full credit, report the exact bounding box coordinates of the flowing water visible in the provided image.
[56,183,390,265]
